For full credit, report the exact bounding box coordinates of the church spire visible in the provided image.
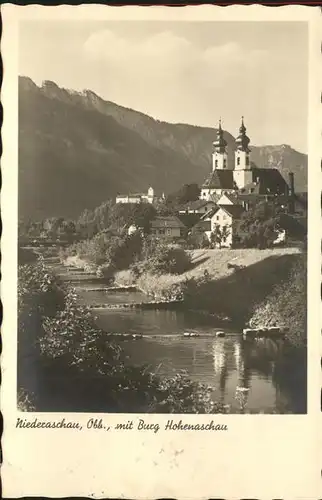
[233,116,253,188]
[213,117,227,154]
[236,116,250,152]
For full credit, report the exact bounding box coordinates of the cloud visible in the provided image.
[84,30,267,76]
[83,29,200,78]
[81,29,278,137]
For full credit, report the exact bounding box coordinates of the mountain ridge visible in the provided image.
[18,76,308,219]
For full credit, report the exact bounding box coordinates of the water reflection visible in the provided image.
[44,268,300,413]
[92,305,293,413]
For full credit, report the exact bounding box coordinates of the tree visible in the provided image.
[210,225,222,248]
[220,225,231,247]
[166,183,200,208]
[59,220,76,242]
[236,201,283,249]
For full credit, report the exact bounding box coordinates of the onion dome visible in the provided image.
[213,118,227,153]
[236,116,251,152]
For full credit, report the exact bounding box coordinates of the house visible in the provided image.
[116,186,156,204]
[202,204,244,248]
[151,216,186,239]
[178,199,216,215]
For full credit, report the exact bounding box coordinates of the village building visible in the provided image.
[151,215,186,240]
[178,199,217,215]
[202,204,245,248]
[116,186,156,204]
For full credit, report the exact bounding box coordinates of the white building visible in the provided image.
[202,204,244,248]
[116,186,155,204]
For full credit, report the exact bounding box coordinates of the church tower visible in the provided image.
[212,119,229,171]
[233,117,253,189]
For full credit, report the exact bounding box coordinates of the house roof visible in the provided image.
[219,204,245,218]
[179,199,215,211]
[202,170,236,190]
[116,193,145,198]
[218,192,240,205]
[192,219,212,232]
[201,207,217,220]
[208,193,222,203]
[151,216,186,229]
[203,204,244,220]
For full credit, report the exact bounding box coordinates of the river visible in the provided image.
[41,257,300,414]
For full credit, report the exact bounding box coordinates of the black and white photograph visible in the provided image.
[17,17,309,416]
[2,5,321,499]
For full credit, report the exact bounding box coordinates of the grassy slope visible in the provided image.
[179,248,303,326]
[183,247,301,282]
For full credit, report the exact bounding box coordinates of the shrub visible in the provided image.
[40,290,121,372]
[250,254,306,348]
[138,239,192,276]
[96,263,115,281]
[17,389,36,412]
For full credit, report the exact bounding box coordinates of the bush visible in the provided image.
[250,254,306,348]
[137,239,192,276]
[96,263,115,281]
[18,260,224,413]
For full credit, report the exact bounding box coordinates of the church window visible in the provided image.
[237,157,240,166]
[215,159,218,168]
[223,159,227,168]
[246,156,250,166]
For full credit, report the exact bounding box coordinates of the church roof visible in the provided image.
[239,167,288,195]
[202,170,236,190]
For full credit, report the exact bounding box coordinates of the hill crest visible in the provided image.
[18,76,308,219]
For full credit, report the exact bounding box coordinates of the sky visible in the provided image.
[19,21,308,153]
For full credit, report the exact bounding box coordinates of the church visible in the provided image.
[200,117,289,201]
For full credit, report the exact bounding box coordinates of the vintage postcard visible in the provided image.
[1,4,321,498]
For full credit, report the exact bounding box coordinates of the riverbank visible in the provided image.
[63,247,304,336]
